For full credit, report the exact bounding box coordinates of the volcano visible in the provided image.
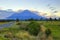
[8,10,46,20]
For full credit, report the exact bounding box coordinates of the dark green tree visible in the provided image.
[54,18,57,21]
[16,18,19,22]
[59,18,60,20]
[49,18,52,21]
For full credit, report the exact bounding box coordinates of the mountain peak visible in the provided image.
[23,10,29,11]
[22,10,32,13]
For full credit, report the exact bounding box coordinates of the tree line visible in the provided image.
[0,18,60,22]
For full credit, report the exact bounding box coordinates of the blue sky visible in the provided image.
[0,0,60,18]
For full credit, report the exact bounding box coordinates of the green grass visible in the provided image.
[19,21,60,40]
[0,21,60,40]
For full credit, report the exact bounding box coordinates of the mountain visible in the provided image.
[8,10,46,20]
[0,9,15,19]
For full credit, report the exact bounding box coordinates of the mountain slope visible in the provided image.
[7,10,46,20]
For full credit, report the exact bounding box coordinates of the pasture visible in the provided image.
[0,21,60,40]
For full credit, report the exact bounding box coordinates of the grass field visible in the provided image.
[0,21,60,40]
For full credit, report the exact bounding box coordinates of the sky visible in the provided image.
[0,0,60,17]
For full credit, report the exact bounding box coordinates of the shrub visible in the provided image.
[26,21,40,36]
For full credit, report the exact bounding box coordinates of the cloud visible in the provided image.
[0,10,14,19]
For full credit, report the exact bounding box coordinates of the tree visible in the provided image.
[16,18,19,22]
[54,18,57,21]
[59,18,60,20]
[49,18,52,21]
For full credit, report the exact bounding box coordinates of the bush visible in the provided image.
[26,21,40,36]
[16,22,21,25]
